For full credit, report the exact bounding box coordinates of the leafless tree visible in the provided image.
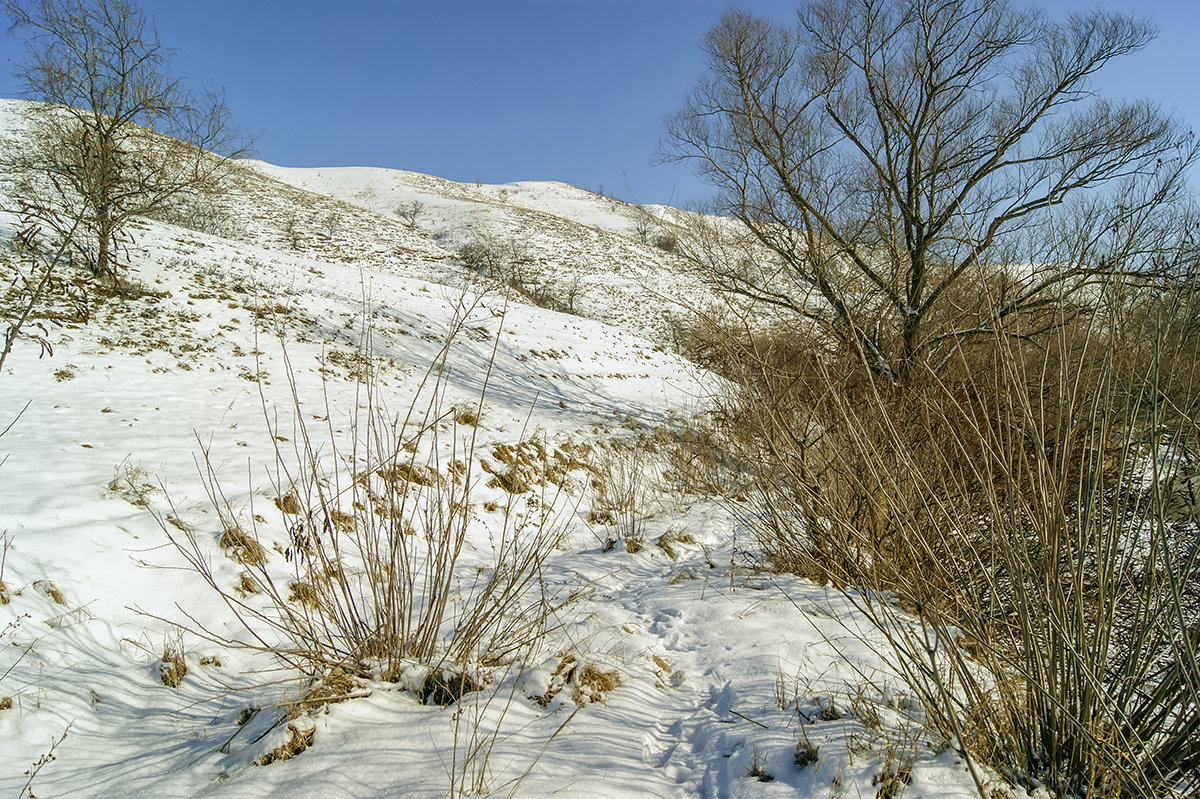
[3,0,250,282]
[631,205,655,244]
[396,200,424,227]
[663,0,1196,382]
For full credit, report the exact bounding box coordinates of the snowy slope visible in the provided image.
[244,161,716,341]
[0,99,982,798]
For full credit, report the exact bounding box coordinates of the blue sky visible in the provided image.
[2,0,1197,206]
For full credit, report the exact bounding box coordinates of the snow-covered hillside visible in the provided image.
[238,159,715,343]
[0,99,981,798]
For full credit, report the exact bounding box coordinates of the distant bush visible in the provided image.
[651,231,677,253]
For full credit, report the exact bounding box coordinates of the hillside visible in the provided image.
[0,99,980,798]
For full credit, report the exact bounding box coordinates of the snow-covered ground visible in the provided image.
[0,99,983,798]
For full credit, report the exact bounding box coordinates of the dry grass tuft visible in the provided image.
[290,669,358,717]
[794,737,819,768]
[453,405,480,427]
[236,571,260,596]
[274,493,302,515]
[746,747,774,782]
[537,654,620,706]
[287,581,319,609]
[0,696,12,711]
[587,443,650,552]
[33,580,66,605]
[159,644,187,688]
[872,758,914,799]
[377,461,437,487]
[256,723,314,765]
[218,526,265,566]
[655,529,696,559]
[573,663,619,705]
[109,461,155,506]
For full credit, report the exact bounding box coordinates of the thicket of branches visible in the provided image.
[666,0,1200,794]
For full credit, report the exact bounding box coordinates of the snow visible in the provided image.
[0,99,984,797]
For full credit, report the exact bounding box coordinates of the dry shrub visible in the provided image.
[161,296,574,711]
[716,272,1200,797]
[0,696,12,711]
[588,443,650,552]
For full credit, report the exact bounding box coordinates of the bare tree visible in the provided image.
[631,205,656,244]
[663,0,1196,382]
[3,0,249,282]
[396,200,424,227]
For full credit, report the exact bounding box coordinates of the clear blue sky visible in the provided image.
[2,0,1197,206]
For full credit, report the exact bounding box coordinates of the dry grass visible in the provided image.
[534,652,619,707]
[256,723,314,766]
[418,669,479,706]
[109,461,155,506]
[572,663,619,705]
[453,405,480,427]
[159,643,187,688]
[217,525,265,566]
[33,580,66,605]
[655,529,696,560]
[273,493,302,515]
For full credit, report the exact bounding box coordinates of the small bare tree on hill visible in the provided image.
[3,0,250,283]
[663,0,1196,382]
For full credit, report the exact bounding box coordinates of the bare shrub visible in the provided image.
[650,231,677,253]
[723,271,1200,795]
[159,297,574,713]
[588,444,650,553]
